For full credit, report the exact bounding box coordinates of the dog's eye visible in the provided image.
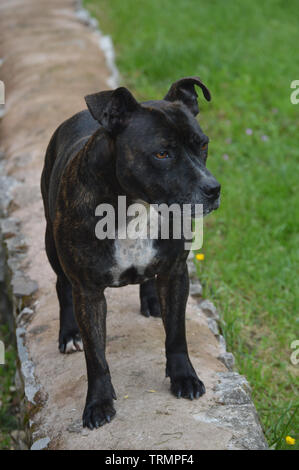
[201,143,208,151]
[156,151,169,159]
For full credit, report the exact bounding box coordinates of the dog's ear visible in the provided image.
[85,87,140,133]
[164,76,211,116]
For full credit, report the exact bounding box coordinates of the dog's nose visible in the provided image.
[202,179,221,199]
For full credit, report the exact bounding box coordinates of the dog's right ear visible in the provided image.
[164,76,211,116]
[85,87,140,134]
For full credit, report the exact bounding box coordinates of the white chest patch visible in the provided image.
[110,201,158,285]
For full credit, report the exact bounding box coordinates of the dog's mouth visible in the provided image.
[190,196,220,218]
[205,196,220,215]
[203,207,213,216]
[141,194,221,218]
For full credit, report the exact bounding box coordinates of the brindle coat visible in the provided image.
[41,77,221,429]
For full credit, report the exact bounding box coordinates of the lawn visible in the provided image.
[84,0,299,449]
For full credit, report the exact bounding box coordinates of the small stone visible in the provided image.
[12,275,38,297]
[0,217,19,238]
[207,318,219,336]
[218,352,235,370]
[218,334,227,353]
[11,429,27,449]
[11,430,19,442]
[199,299,219,320]
[18,431,26,441]
[89,17,98,29]
[215,373,252,405]
[0,174,19,217]
[6,234,27,254]
[7,256,23,273]
[76,8,91,25]
[19,440,28,450]
[187,261,197,279]
[31,437,50,450]
[17,307,34,325]
[189,282,203,297]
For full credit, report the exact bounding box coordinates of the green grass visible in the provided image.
[84,0,299,449]
[0,325,18,449]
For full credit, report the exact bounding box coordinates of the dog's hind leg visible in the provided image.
[45,224,82,353]
[139,278,161,317]
[56,273,83,353]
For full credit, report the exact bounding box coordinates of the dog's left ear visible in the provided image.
[164,76,211,116]
[85,87,140,133]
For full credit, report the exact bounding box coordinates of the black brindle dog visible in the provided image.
[41,77,221,429]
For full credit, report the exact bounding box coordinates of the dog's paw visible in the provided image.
[166,353,206,400]
[59,330,83,354]
[170,374,206,400]
[83,399,116,429]
[140,280,161,318]
[140,294,161,318]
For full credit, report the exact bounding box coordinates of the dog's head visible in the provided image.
[85,77,220,216]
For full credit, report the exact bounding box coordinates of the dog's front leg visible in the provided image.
[157,261,206,400]
[72,286,116,429]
